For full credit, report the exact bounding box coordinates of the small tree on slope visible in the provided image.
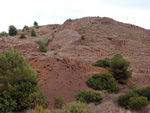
[108,54,132,84]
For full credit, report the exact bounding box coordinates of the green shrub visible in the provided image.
[132,86,150,100]
[118,91,139,109]
[20,33,26,39]
[0,48,49,112]
[39,44,47,53]
[33,105,50,113]
[23,25,30,31]
[118,86,150,110]
[92,59,111,68]
[31,29,36,36]
[81,36,85,40]
[78,26,89,30]
[75,90,103,105]
[23,92,49,109]
[52,24,59,30]
[127,96,148,110]
[129,83,138,90]
[0,31,8,37]
[0,81,45,111]
[35,37,50,45]
[0,89,17,113]
[86,43,95,46]
[0,48,37,85]
[8,25,17,36]
[54,96,65,109]
[62,101,91,113]
[54,52,58,55]
[108,54,132,84]
[87,73,119,93]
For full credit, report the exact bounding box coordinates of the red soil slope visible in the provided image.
[29,57,107,107]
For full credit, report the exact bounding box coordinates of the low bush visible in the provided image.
[133,86,150,100]
[87,73,119,93]
[39,44,47,53]
[31,29,36,36]
[20,33,26,39]
[92,59,111,68]
[86,43,95,46]
[118,91,139,109]
[23,25,30,31]
[33,105,50,113]
[54,96,65,109]
[35,37,50,45]
[0,31,8,37]
[118,86,150,110]
[129,83,138,90]
[62,101,91,113]
[78,26,89,30]
[81,36,85,40]
[128,96,148,110]
[75,90,103,105]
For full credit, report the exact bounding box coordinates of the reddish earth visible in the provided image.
[29,57,107,107]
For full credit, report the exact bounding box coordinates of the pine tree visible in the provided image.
[31,29,36,36]
[0,48,36,86]
[0,48,48,112]
[8,25,17,36]
[108,54,132,84]
[34,21,38,27]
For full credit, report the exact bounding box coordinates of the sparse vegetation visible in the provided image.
[31,29,36,36]
[52,24,59,29]
[25,105,50,113]
[0,48,49,112]
[129,83,138,90]
[81,35,85,40]
[62,101,91,113]
[92,59,111,68]
[20,33,26,39]
[75,90,103,105]
[86,73,119,93]
[54,52,58,55]
[8,25,17,36]
[23,25,30,31]
[108,54,132,84]
[35,36,50,45]
[78,26,89,30]
[39,43,48,53]
[54,96,65,109]
[35,37,50,53]
[0,31,8,37]
[86,43,95,46]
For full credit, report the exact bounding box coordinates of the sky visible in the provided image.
[0,0,150,32]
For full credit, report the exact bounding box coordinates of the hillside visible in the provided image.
[1,16,150,112]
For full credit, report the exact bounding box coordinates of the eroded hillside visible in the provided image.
[1,17,150,112]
